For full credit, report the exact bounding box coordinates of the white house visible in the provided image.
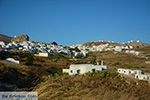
[63,62,107,75]
[118,68,141,75]
[135,51,140,56]
[137,40,140,43]
[34,52,50,57]
[0,41,6,47]
[4,58,20,64]
[114,46,122,52]
[135,74,150,80]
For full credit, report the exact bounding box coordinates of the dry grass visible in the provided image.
[0,48,150,99]
[33,71,150,100]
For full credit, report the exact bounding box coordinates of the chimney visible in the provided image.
[97,62,99,65]
[101,61,103,66]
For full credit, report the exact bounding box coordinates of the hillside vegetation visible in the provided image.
[0,47,150,99]
[34,71,150,100]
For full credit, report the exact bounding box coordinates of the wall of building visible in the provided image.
[5,58,20,64]
[63,64,107,75]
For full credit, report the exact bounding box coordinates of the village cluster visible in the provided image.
[0,34,149,83]
[0,39,141,58]
[70,40,141,56]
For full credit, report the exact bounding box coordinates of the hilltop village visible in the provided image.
[0,34,150,100]
[0,34,148,58]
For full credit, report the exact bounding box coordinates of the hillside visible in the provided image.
[83,41,121,47]
[0,34,13,43]
[33,71,150,100]
[0,43,150,99]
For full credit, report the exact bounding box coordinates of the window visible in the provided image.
[92,69,96,72]
[129,71,131,73]
[70,70,73,73]
[77,69,80,74]
[102,68,106,71]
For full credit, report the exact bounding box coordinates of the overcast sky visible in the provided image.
[0,0,149,45]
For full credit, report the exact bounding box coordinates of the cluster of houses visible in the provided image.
[0,39,142,58]
[125,50,141,56]
[118,68,150,81]
[0,41,72,55]
[63,61,107,75]
[69,40,141,56]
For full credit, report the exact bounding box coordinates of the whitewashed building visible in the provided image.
[0,41,6,47]
[4,58,20,64]
[114,46,122,52]
[34,52,50,57]
[63,62,107,75]
[118,68,141,75]
[135,74,150,80]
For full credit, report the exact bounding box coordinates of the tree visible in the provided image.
[26,54,34,65]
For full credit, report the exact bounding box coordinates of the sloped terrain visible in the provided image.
[0,34,13,43]
[33,71,150,100]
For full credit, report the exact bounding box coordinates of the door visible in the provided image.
[77,69,80,74]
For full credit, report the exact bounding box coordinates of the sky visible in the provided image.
[0,0,150,46]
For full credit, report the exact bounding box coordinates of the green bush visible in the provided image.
[45,66,62,76]
[112,62,121,66]
[26,54,34,65]
[74,82,81,88]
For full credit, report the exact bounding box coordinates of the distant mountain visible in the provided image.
[0,34,13,43]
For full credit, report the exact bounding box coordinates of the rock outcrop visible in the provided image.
[11,34,29,43]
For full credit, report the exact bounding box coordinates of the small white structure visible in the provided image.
[135,51,140,56]
[118,68,141,75]
[34,53,50,57]
[4,58,20,64]
[0,41,6,47]
[137,40,140,43]
[112,40,114,43]
[135,74,150,80]
[145,61,150,64]
[63,63,107,75]
[114,46,122,52]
